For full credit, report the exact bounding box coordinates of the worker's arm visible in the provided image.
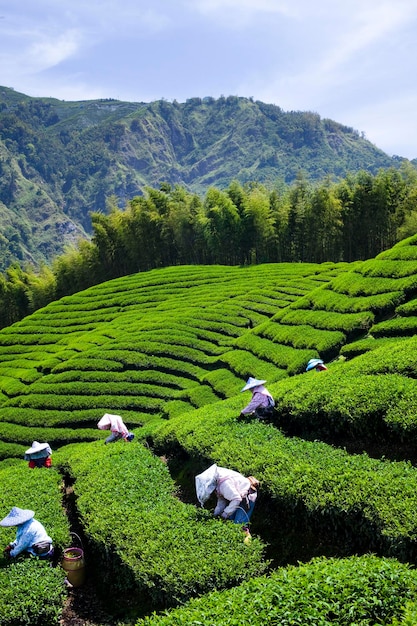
[218,479,244,518]
[213,495,227,517]
[240,392,265,415]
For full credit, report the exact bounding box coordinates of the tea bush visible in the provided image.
[0,441,26,460]
[235,333,313,371]
[0,463,70,626]
[270,370,417,441]
[371,316,417,337]
[273,307,375,334]
[217,349,286,382]
[390,601,417,625]
[0,421,100,445]
[151,404,417,560]
[56,441,268,610]
[0,463,70,550]
[255,320,345,352]
[292,286,404,314]
[396,297,417,315]
[0,559,66,626]
[331,272,417,297]
[340,336,401,357]
[343,334,417,377]
[360,259,417,278]
[1,253,417,622]
[136,555,417,625]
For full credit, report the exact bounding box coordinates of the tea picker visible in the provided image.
[1,507,54,559]
[97,413,135,443]
[195,464,260,540]
[306,358,328,372]
[238,377,275,421]
[24,440,52,468]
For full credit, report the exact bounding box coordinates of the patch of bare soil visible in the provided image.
[59,577,116,626]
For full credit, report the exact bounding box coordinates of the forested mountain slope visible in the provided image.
[0,86,411,269]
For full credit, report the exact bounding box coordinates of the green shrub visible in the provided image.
[292,285,404,315]
[390,601,417,625]
[371,316,417,338]
[255,321,345,352]
[396,297,417,315]
[0,441,26,460]
[273,307,375,334]
[346,334,417,378]
[56,441,267,610]
[360,259,417,278]
[151,403,417,560]
[0,463,70,551]
[340,336,401,358]
[235,333,312,371]
[0,559,66,626]
[217,350,286,382]
[331,271,417,297]
[136,555,417,626]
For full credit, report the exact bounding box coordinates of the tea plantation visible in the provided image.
[2,238,417,624]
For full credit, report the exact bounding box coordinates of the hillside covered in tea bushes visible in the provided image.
[2,235,417,624]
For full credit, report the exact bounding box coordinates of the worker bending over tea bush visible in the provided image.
[196,464,259,530]
[1,507,54,560]
[238,376,275,421]
[24,441,52,468]
[97,413,135,443]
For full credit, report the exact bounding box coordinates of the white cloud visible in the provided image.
[189,0,295,14]
[185,0,298,28]
[28,29,82,70]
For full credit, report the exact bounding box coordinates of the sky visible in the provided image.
[1,0,417,159]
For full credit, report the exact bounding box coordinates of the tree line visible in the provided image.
[1,163,417,330]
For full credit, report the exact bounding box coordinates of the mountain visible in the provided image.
[0,87,413,269]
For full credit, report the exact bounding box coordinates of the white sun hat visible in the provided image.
[195,464,218,506]
[25,441,51,455]
[0,507,35,526]
[241,377,267,392]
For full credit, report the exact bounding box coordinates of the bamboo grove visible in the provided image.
[1,163,417,330]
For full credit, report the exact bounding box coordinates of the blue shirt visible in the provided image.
[10,518,52,557]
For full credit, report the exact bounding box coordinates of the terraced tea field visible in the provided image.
[0,262,347,459]
[2,237,417,625]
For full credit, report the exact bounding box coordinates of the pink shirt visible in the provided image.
[97,413,129,437]
[213,467,252,518]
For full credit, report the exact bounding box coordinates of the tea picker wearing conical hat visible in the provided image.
[1,507,54,559]
[306,358,328,372]
[238,376,275,421]
[24,441,52,468]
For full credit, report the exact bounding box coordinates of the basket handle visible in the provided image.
[70,532,84,549]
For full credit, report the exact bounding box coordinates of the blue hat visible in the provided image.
[126,433,135,442]
[306,358,324,371]
[0,507,35,526]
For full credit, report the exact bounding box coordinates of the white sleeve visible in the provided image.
[214,496,227,517]
[220,480,244,517]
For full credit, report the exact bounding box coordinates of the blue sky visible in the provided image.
[1,0,417,159]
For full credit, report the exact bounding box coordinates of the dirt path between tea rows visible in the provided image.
[60,579,115,626]
[59,482,122,626]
